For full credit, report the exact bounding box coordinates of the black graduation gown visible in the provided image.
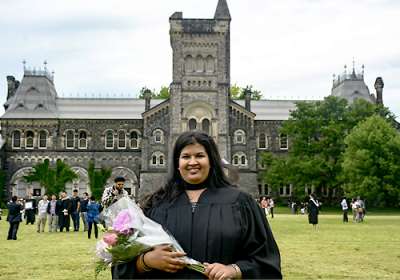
[308,199,319,225]
[112,187,282,279]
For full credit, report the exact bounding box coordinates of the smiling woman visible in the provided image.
[111,131,282,279]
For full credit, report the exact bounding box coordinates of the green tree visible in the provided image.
[138,86,170,99]
[261,96,397,200]
[0,169,6,208]
[88,161,112,200]
[230,84,262,100]
[24,159,77,195]
[342,115,400,207]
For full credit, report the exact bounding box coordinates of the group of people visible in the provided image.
[341,196,366,223]
[259,196,275,218]
[5,189,105,240]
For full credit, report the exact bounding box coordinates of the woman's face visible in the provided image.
[178,143,210,184]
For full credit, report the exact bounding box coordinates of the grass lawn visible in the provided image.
[1,208,399,280]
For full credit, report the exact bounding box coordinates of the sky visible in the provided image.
[1,0,399,120]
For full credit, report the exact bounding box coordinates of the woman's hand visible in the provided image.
[204,262,238,280]
[144,244,187,273]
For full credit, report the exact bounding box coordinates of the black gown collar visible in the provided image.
[183,181,207,191]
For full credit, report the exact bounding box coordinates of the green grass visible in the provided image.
[0,209,399,280]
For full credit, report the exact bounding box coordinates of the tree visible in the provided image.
[260,96,397,201]
[138,86,170,99]
[88,161,112,200]
[342,115,400,207]
[230,84,262,100]
[0,169,6,208]
[24,159,77,195]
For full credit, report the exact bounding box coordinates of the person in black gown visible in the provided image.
[308,193,320,229]
[112,131,282,279]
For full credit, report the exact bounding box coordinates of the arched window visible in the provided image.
[202,119,210,134]
[78,131,87,149]
[26,131,34,148]
[12,131,21,148]
[185,55,194,73]
[118,131,126,149]
[259,133,267,149]
[105,130,114,149]
[39,130,47,148]
[189,118,197,130]
[232,152,247,167]
[65,130,74,149]
[152,155,157,165]
[195,55,204,72]
[159,155,164,165]
[280,134,288,150]
[153,129,164,143]
[130,131,139,149]
[234,130,246,144]
[205,55,215,73]
[150,152,166,167]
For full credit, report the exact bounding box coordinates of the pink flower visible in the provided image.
[103,233,118,246]
[113,209,134,235]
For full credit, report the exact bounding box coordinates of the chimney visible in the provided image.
[244,86,251,111]
[144,89,152,111]
[374,77,384,105]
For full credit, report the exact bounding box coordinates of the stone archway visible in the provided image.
[10,167,42,198]
[65,167,90,196]
[106,167,139,198]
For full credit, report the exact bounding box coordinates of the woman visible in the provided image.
[112,131,281,279]
[86,196,100,239]
[308,193,320,229]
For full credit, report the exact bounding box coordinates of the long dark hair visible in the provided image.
[142,131,231,210]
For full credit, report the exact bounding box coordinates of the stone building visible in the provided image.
[0,0,385,200]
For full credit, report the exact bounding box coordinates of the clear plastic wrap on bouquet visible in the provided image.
[95,197,205,276]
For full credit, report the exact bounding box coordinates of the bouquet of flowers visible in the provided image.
[95,197,205,277]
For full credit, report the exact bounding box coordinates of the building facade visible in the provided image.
[0,0,384,200]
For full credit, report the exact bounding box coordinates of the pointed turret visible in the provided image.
[214,0,231,20]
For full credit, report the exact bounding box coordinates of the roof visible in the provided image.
[235,99,303,121]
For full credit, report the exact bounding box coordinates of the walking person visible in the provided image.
[269,197,275,218]
[87,196,101,239]
[47,194,60,232]
[308,193,320,230]
[260,196,269,217]
[37,195,49,233]
[80,192,89,232]
[71,189,81,231]
[7,196,23,240]
[341,197,349,223]
[112,131,281,279]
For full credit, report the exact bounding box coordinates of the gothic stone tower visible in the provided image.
[168,0,231,160]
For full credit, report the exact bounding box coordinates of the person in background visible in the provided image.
[101,176,129,209]
[24,193,36,225]
[37,195,49,233]
[71,189,81,231]
[86,196,101,239]
[340,197,349,223]
[112,131,281,279]
[268,196,275,218]
[260,196,269,217]
[59,191,71,232]
[47,194,60,232]
[80,192,89,232]
[308,193,320,230]
[7,196,23,240]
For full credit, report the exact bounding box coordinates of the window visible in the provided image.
[205,55,214,73]
[39,131,47,148]
[26,131,34,148]
[234,130,246,144]
[150,152,166,167]
[118,131,126,149]
[105,130,114,148]
[12,131,21,148]
[185,55,194,73]
[189,119,197,130]
[195,55,204,72]
[65,130,74,149]
[259,133,267,149]
[232,152,247,167]
[280,134,288,150]
[78,131,87,149]
[130,131,139,149]
[153,129,164,143]
[202,119,210,135]
[258,184,262,195]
